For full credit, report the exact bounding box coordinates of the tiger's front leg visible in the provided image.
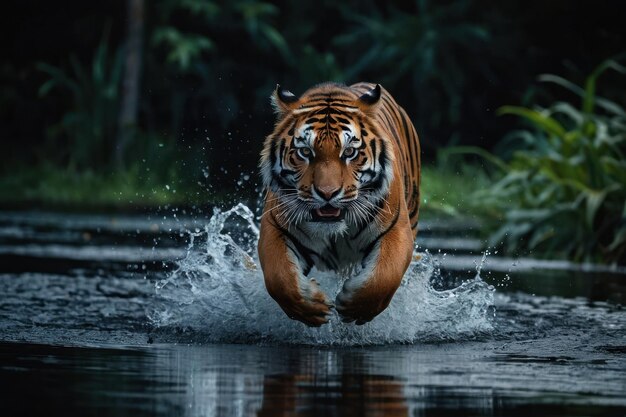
[258,214,333,327]
[336,215,414,325]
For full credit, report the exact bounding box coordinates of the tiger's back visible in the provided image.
[349,82,421,235]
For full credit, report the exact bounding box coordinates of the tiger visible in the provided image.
[258,82,421,326]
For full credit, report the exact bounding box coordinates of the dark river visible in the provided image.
[0,207,624,416]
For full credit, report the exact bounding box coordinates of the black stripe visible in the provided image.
[369,139,377,171]
[269,137,293,189]
[270,212,317,275]
[378,140,388,172]
[409,183,420,216]
[359,168,376,181]
[350,198,383,240]
[280,168,296,177]
[409,203,419,220]
[361,200,402,264]
[379,107,402,147]
[305,93,353,101]
[278,140,287,168]
[309,107,355,118]
[351,222,369,240]
[272,172,294,190]
[399,109,414,164]
[268,136,278,170]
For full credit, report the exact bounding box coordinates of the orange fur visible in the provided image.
[259,196,333,327]
[259,82,420,326]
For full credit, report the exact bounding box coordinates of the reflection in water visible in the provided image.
[257,351,408,417]
[1,209,625,416]
[258,374,408,417]
[2,342,625,417]
[172,347,411,417]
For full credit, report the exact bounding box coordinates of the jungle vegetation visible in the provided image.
[2,0,624,263]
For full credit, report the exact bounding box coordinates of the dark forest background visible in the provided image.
[3,0,624,181]
[1,0,625,262]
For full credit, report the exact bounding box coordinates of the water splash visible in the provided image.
[149,204,495,345]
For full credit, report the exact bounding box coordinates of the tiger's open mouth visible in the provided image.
[311,205,345,222]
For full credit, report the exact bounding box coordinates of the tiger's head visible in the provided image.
[260,83,394,236]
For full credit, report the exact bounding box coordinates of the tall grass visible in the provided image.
[419,164,492,219]
[0,161,235,209]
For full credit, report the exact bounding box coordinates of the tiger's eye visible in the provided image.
[298,148,312,159]
[343,147,357,158]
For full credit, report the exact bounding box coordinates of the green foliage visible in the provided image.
[0,164,187,207]
[420,164,492,219]
[476,58,626,263]
[0,128,214,208]
[233,0,290,61]
[30,1,517,193]
[20,0,625,235]
[152,0,290,72]
[152,27,214,71]
[35,30,212,201]
[37,30,122,169]
[335,0,498,131]
[146,0,297,146]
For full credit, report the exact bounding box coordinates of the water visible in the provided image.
[0,206,624,416]
[149,204,496,345]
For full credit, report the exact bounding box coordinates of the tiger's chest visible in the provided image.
[286,222,380,275]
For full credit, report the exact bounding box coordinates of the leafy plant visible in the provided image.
[38,29,123,170]
[152,0,290,72]
[468,58,626,263]
[334,0,503,136]
[152,26,215,71]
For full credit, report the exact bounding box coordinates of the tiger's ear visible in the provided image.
[356,84,382,112]
[271,84,300,115]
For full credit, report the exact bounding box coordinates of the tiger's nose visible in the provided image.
[314,185,341,201]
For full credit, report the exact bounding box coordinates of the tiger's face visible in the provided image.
[261,83,393,235]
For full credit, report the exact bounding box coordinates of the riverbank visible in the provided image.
[0,164,492,220]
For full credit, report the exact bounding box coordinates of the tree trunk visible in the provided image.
[116,0,144,168]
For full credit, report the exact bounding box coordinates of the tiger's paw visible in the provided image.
[283,278,334,327]
[335,291,378,325]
